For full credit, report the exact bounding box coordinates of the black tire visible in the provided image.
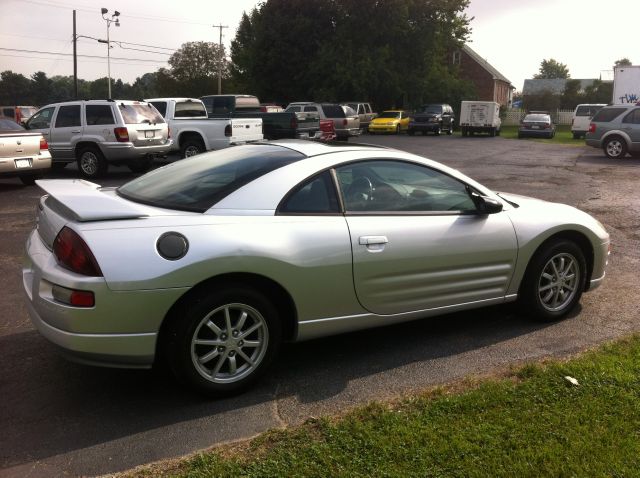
[166,286,282,396]
[434,124,441,136]
[489,127,496,137]
[519,240,586,322]
[127,157,153,173]
[446,126,453,135]
[180,138,205,159]
[603,136,627,159]
[572,132,580,140]
[77,146,107,179]
[396,125,401,135]
[461,127,468,137]
[407,129,415,136]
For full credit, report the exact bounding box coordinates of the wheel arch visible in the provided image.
[601,131,631,147]
[519,230,595,295]
[178,131,206,149]
[74,141,102,157]
[157,272,298,360]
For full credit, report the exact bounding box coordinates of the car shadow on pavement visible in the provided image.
[0,304,557,470]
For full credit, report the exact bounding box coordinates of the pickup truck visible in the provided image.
[200,95,320,140]
[341,102,377,132]
[146,98,263,158]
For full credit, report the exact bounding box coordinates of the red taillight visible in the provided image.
[53,227,103,277]
[588,123,596,133]
[290,117,298,129]
[114,127,129,142]
[39,137,48,150]
[224,124,232,137]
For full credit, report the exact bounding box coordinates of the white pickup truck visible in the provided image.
[146,98,263,158]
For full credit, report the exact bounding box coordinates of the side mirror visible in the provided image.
[471,192,503,214]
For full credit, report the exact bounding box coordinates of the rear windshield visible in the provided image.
[0,118,24,131]
[117,144,305,212]
[575,105,604,117]
[174,101,207,118]
[321,104,345,118]
[118,103,165,124]
[523,114,550,122]
[592,107,627,123]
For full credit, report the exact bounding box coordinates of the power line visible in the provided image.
[0,47,170,63]
[0,53,167,66]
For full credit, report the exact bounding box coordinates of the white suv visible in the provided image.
[26,100,172,178]
[571,104,606,139]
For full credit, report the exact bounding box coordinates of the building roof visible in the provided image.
[462,44,513,86]
[522,78,608,95]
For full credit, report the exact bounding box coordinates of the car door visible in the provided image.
[621,108,640,150]
[25,106,56,148]
[49,104,83,160]
[334,160,517,315]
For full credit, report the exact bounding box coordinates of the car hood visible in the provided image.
[371,117,399,124]
[414,113,440,119]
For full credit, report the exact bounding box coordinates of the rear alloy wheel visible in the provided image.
[604,137,627,159]
[520,240,586,322]
[181,138,205,158]
[167,286,282,396]
[77,146,107,179]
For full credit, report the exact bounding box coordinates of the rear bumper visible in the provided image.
[336,128,361,139]
[518,129,553,137]
[0,152,51,176]
[22,229,187,368]
[100,140,173,161]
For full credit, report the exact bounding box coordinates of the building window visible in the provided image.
[452,50,461,66]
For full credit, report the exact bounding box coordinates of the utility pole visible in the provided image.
[212,24,228,94]
[101,8,120,98]
[73,10,78,99]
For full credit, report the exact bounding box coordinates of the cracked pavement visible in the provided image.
[1,135,638,477]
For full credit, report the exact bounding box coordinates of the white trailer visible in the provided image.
[459,101,501,137]
[612,65,640,104]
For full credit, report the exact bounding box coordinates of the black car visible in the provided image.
[518,113,556,139]
[408,104,455,136]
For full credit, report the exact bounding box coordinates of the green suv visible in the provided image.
[585,104,640,159]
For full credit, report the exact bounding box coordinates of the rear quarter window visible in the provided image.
[592,108,627,123]
[86,105,115,125]
[174,101,207,118]
[321,104,345,118]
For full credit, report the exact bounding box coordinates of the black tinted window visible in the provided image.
[118,144,305,212]
[279,171,339,214]
[2,108,14,117]
[592,108,627,122]
[150,102,167,117]
[86,105,115,125]
[212,97,234,115]
[321,104,345,118]
[118,103,165,124]
[622,109,640,124]
[27,107,55,129]
[54,105,81,128]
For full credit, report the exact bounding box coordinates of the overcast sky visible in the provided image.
[0,0,636,92]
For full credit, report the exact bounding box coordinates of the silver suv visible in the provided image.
[26,100,172,178]
[285,102,360,141]
[585,104,640,159]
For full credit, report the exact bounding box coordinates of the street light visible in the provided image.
[101,7,120,98]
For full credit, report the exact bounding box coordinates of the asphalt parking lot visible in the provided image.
[1,135,639,477]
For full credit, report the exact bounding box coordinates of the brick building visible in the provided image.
[453,45,514,106]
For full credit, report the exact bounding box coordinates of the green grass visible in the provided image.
[499,124,584,146]
[129,336,640,478]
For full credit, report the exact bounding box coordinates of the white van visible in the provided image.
[571,104,606,139]
[459,101,501,137]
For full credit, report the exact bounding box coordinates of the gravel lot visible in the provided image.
[1,135,638,477]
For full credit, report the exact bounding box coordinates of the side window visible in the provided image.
[85,105,115,125]
[212,97,233,115]
[2,108,14,117]
[335,160,477,213]
[54,105,81,128]
[303,106,318,112]
[287,106,301,112]
[150,101,167,118]
[365,104,372,114]
[622,109,640,124]
[279,171,340,214]
[27,107,55,129]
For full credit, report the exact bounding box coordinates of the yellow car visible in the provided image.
[368,110,411,134]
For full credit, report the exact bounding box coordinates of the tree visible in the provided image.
[30,72,52,106]
[614,58,632,68]
[167,41,228,96]
[534,59,570,79]
[0,71,31,104]
[561,79,583,109]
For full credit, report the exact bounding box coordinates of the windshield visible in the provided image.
[118,103,165,124]
[117,144,305,212]
[421,105,443,114]
[377,111,401,119]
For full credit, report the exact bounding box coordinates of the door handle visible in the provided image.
[71,130,81,133]
[359,236,388,245]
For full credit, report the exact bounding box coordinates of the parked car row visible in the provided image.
[0,118,51,184]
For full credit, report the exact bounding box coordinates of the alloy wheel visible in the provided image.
[537,252,580,312]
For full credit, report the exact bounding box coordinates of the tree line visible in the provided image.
[1,0,473,111]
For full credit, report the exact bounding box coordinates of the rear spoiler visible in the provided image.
[36,179,149,222]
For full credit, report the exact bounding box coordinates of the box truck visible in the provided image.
[459,101,501,137]
[612,65,640,104]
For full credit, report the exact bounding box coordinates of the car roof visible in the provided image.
[269,139,391,157]
[145,98,201,103]
[39,99,151,108]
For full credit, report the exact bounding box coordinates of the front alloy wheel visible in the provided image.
[537,253,580,312]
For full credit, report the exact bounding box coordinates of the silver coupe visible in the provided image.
[23,140,609,395]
